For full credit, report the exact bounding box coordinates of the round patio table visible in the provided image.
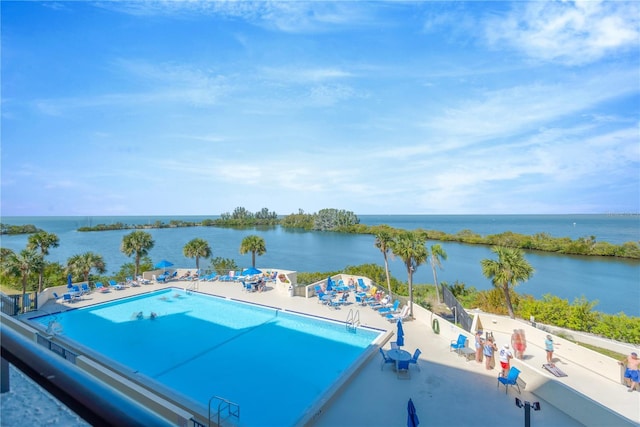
[387,348,411,362]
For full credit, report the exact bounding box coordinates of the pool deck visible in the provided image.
[31,279,640,426]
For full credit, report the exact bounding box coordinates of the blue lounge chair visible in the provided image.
[378,300,400,315]
[497,367,521,394]
[95,282,109,292]
[109,280,124,290]
[409,348,422,371]
[450,334,468,352]
[318,291,337,308]
[62,293,76,303]
[81,283,91,294]
[370,296,392,310]
[379,348,394,370]
[52,292,63,302]
[386,305,409,322]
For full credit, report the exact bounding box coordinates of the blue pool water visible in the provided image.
[31,289,383,426]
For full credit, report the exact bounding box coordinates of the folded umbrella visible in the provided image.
[396,319,405,347]
[407,398,419,427]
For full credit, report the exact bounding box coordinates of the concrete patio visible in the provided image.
[8,275,640,426]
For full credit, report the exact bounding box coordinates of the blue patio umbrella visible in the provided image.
[407,398,419,427]
[154,260,174,269]
[326,277,334,291]
[242,267,262,276]
[67,274,73,289]
[396,319,405,347]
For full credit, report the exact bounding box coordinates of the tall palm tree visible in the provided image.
[27,231,60,293]
[183,238,212,271]
[373,226,395,299]
[390,231,428,318]
[481,246,534,319]
[3,249,43,313]
[121,231,155,277]
[428,244,448,304]
[67,252,106,284]
[239,235,266,268]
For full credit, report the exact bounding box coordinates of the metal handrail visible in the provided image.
[346,309,360,332]
[0,323,175,427]
[208,395,240,427]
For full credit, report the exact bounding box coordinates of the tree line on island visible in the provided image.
[1,225,639,344]
[3,207,638,259]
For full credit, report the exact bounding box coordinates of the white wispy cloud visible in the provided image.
[485,1,640,65]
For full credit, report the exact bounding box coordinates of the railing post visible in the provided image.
[1,356,9,393]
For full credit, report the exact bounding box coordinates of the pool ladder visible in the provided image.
[208,395,239,427]
[346,309,360,332]
[185,281,198,294]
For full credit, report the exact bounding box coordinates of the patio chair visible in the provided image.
[497,367,521,394]
[109,280,124,290]
[52,292,63,302]
[370,296,391,310]
[378,300,400,315]
[396,359,411,379]
[355,295,372,306]
[81,283,91,294]
[450,334,468,352]
[385,305,409,322]
[94,282,109,293]
[242,281,254,292]
[379,348,394,370]
[266,271,277,283]
[409,348,422,371]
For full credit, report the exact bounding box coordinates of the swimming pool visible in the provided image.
[31,289,384,426]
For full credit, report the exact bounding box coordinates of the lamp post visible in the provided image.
[515,398,541,427]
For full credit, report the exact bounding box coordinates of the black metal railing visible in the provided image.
[1,292,38,316]
[442,285,472,332]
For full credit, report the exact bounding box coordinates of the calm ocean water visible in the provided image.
[1,215,639,315]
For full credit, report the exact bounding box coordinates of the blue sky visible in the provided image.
[2,1,639,216]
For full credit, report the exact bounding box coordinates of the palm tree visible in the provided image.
[428,244,448,304]
[373,226,395,299]
[481,246,534,319]
[390,231,428,318]
[27,231,60,293]
[183,238,212,271]
[121,231,155,277]
[239,235,266,268]
[67,252,106,284]
[3,249,43,313]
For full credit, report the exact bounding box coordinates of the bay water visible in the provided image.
[1,215,638,316]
